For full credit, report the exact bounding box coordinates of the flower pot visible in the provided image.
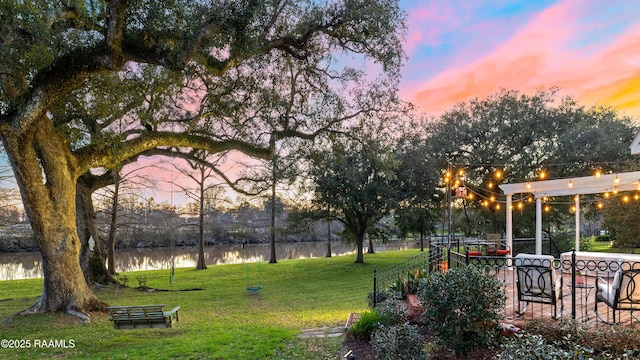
[440,261,448,273]
[576,275,585,285]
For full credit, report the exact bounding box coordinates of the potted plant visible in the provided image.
[576,271,586,285]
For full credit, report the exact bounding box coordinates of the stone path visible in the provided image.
[298,326,344,339]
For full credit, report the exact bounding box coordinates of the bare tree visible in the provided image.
[170,151,227,270]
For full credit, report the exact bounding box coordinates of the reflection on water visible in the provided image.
[0,240,419,281]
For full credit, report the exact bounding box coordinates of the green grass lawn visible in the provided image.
[0,249,420,359]
[584,237,640,254]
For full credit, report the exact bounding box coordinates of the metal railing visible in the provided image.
[373,248,640,327]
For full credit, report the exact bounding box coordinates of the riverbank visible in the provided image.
[0,249,419,359]
[0,239,421,281]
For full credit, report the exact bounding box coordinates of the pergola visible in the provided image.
[498,171,640,255]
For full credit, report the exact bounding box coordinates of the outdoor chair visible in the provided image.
[515,253,563,319]
[486,233,510,256]
[595,268,640,324]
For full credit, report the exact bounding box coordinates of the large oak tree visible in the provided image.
[309,134,399,263]
[0,0,405,320]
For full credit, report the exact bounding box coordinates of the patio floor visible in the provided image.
[498,269,640,329]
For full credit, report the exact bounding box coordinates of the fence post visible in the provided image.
[571,249,576,320]
[373,265,377,308]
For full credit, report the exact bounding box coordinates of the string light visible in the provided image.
[439,164,640,215]
[539,170,547,180]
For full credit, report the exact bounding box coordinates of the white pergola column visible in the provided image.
[575,195,580,251]
[506,194,513,253]
[536,197,542,255]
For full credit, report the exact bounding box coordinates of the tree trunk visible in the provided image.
[325,219,332,258]
[367,236,375,254]
[196,182,207,270]
[107,177,119,274]
[269,171,277,264]
[76,176,114,284]
[355,234,365,263]
[2,117,107,320]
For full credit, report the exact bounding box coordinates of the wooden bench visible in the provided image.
[108,304,180,329]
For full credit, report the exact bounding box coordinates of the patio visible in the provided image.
[373,248,640,330]
[456,251,640,330]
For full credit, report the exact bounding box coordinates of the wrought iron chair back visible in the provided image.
[515,254,563,318]
[596,268,640,323]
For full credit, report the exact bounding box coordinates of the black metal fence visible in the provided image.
[373,247,640,327]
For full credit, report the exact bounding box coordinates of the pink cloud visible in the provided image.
[404,2,461,52]
[408,1,640,118]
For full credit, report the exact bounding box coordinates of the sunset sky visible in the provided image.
[145,0,640,205]
[399,0,640,119]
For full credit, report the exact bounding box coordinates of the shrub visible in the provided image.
[389,277,405,299]
[346,310,382,341]
[552,231,590,255]
[495,333,596,359]
[417,265,506,355]
[595,234,611,242]
[522,319,586,343]
[368,289,393,308]
[387,268,429,299]
[375,299,408,326]
[371,323,426,360]
[403,268,428,295]
[587,326,640,358]
[516,320,640,359]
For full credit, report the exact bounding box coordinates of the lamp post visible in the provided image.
[444,163,467,249]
